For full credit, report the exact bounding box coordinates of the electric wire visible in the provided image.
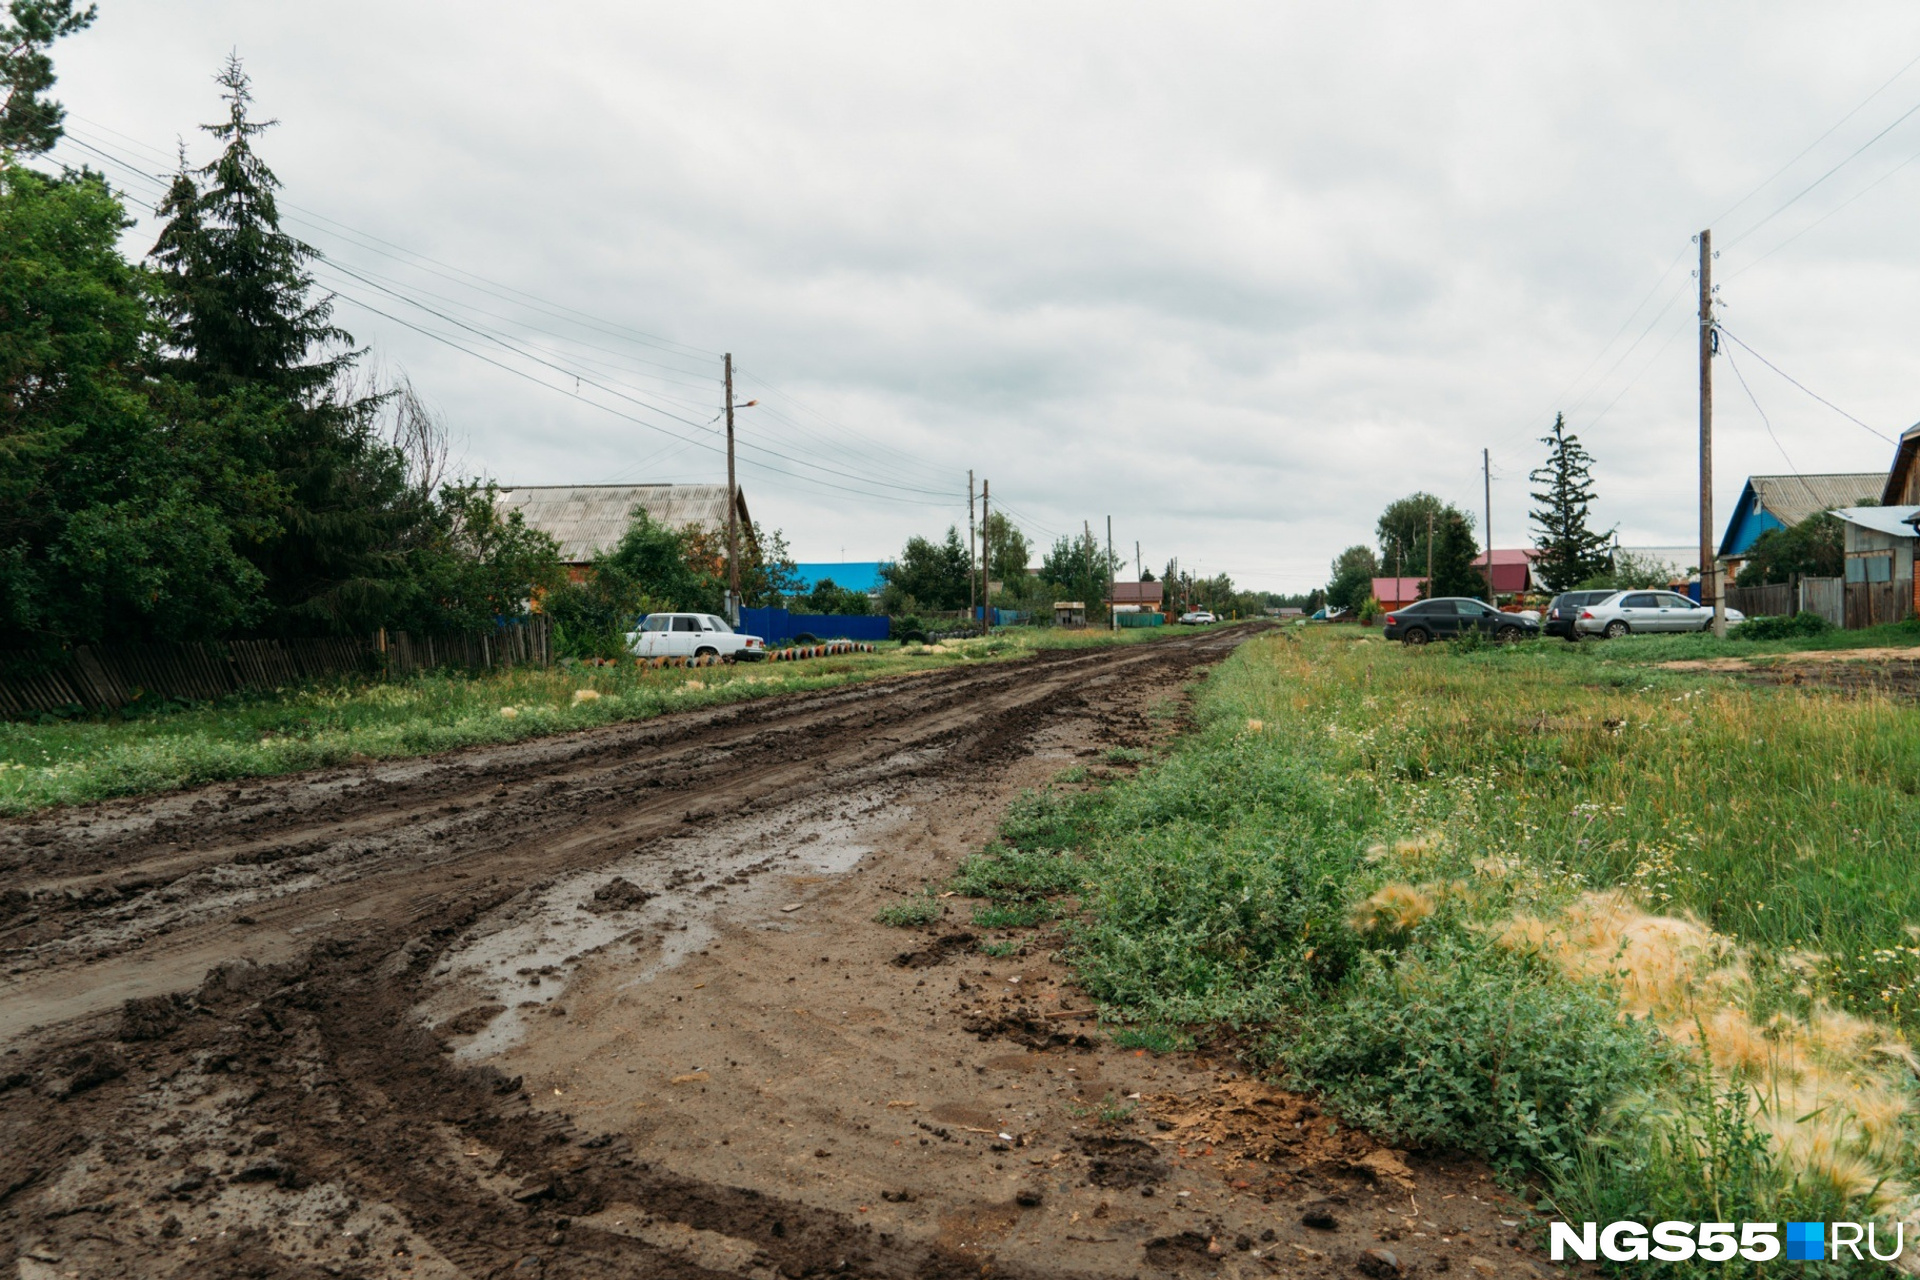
[54,128,973,508]
[1723,342,1800,473]
[1716,327,1895,443]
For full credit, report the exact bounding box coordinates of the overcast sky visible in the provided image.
[50,3,1920,590]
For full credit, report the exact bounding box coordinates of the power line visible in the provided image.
[1722,342,1799,472]
[1715,326,1895,443]
[1725,93,1920,251]
[1706,46,1920,230]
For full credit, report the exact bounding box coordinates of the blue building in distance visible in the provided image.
[790,561,890,595]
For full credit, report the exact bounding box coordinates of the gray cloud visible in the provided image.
[57,1,1920,587]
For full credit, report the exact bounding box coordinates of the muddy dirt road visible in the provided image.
[0,629,1543,1279]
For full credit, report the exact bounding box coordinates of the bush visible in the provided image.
[1276,937,1670,1176]
[1731,611,1831,641]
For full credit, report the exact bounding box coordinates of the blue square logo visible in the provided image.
[1785,1222,1825,1261]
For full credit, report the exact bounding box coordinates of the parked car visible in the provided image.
[1309,606,1349,621]
[627,612,767,660]
[1573,590,1743,639]
[1543,590,1622,641]
[1381,597,1541,645]
[1178,610,1217,625]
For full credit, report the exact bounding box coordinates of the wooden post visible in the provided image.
[981,479,991,633]
[724,353,740,625]
[1483,447,1496,605]
[1698,231,1725,637]
[1106,515,1116,631]
[968,470,976,629]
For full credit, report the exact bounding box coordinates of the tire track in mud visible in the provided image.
[0,630,1253,1279]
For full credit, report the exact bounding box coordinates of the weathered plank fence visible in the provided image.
[1725,581,1794,619]
[0,616,552,717]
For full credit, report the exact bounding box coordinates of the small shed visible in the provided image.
[1053,601,1087,629]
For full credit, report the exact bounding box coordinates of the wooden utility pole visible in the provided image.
[1483,447,1495,605]
[1106,516,1116,631]
[981,479,991,633]
[1426,510,1434,594]
[724,353,740,624]
[968,470,976,627]
[1698,229,1726,637]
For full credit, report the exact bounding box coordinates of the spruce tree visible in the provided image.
[1528,414,1612,592]
[148,57,428,635]
[150,55,351,397]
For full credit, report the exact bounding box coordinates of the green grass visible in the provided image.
[0,624,1182,816]
[874,888,945,927]
[951,623,1920,1257]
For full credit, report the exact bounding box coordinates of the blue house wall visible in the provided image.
[1718,481,1785,557]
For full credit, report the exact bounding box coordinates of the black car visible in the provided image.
[1381,597,1541,645]
[1543,590,1619,641]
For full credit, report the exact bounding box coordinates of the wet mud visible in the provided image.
[0,629,1551,1278]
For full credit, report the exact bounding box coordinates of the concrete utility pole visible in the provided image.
[1135,541,1142,583]
[981,479,991,634]
[1483,447,1495,605]
[1698,229,1726,638]
[724,353,740,624]
[968,470,976,627]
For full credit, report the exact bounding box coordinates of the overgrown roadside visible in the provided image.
[941,627,1920,1276]
[0,627,1166,817]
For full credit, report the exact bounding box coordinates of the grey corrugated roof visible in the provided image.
[494,484,751,564]
[1749,473,1885,527]
[1833,505,1920,538]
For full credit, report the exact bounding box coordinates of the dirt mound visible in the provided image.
[891,930,977,968]
[1149,1078,1416,1189]
[581,876,655,913]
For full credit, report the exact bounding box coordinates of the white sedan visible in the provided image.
[627,612,767,660]
[1178,610,1217,625]
[1573,590,1744,638]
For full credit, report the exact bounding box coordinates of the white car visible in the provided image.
[627,612,767,660]
[1178,610,1217,625]
[1573,590,1744,638]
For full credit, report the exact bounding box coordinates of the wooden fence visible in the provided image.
[1726,582,1794,619]
[1844,580,1913,631]
[1799,577,1844,627]
[0,615,552,717]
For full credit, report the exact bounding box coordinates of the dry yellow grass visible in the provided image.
[1501,889,1916,1214]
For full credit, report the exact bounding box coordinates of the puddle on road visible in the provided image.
[420,787,895,1059]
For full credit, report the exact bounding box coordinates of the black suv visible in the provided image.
[1381,597,1540,645]
[1543,590,1618,641]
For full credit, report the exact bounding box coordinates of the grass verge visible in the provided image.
[0,625,1173,816]
[946,624,1920,1268]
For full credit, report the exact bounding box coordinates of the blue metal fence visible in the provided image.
[740,607,892,646]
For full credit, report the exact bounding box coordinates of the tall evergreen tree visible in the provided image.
[150,55,351,397]
[147,57,432,634]
[1528,414,1612,592]
[0,0,94,155]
